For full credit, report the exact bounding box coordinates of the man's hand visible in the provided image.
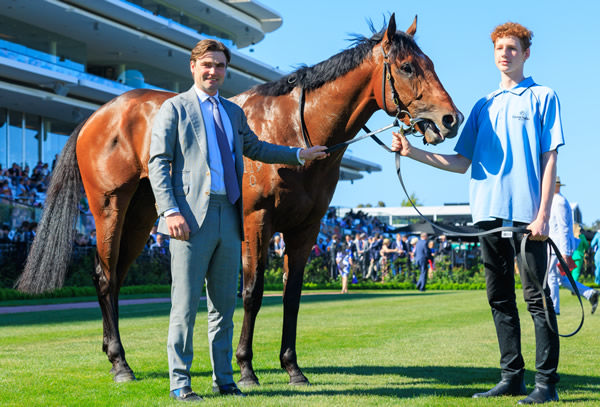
[166,212,191,241]
[527,217,549,241]
[299,145,329,161]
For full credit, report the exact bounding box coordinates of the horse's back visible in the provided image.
[77,89,175,191]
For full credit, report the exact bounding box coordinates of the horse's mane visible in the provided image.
[254,24,420,96]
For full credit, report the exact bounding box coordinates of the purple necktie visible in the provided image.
[209,97,240,204]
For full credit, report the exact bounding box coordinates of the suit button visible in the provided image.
[206,171,210,176]
[205,191,210,196]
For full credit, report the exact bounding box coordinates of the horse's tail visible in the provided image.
[16,121,85,294]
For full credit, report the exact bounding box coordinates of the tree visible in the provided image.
[592,219,600,231]
[401,193,422,207]
[377,201,386,207]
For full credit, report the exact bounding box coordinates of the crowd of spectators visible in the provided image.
[0,161,52,245]
[0,162,469,282]
[267,208,461,285]
[0,161,52,207]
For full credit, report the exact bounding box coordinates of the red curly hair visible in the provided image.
[491,22,533,51]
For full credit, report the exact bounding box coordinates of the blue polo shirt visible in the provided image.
[454,77,564,224]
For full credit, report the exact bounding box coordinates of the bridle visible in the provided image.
[380,42,404,119]
[298,42,426,154]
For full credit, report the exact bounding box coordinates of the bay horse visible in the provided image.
[17,14,462,384]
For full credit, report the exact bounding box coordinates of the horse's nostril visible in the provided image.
[442,114,455,129]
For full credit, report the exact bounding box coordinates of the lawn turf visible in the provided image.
[0,289,598,406]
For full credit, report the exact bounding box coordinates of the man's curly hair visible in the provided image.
[491,22,533,50]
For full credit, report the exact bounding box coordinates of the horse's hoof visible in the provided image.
[113,371,136,383]
[289,374,310,386]
[238,377,260,388]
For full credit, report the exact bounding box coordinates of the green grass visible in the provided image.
[0,289,599,406]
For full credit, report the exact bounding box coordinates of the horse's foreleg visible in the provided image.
[236,212,270,387]
[279,229,317,385]
[236,260,266,387]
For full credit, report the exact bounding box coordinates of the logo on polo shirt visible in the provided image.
[512,110,530,121]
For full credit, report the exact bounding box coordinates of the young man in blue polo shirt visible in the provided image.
[392,22,562,404]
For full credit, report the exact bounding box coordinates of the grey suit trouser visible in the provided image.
[167,194,241,391]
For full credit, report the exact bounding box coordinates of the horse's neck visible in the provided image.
[304,61,378,147]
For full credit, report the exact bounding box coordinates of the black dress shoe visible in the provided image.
[169,386,203,402]
[518,383,558,404]
[472,378,527,398]
[212,383,246,397]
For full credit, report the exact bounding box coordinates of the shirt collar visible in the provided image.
[193,85,220,104]
[494,76,535,97]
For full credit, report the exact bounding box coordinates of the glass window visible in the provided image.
[8,110,23,168]
[0,15,86,69]
[0,109,7,170]
[42,118,71,169]
[24,114,41,173]
[127,0,234,46]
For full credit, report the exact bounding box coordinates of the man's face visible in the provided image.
[494,36,530,76]
[190,51,227,95]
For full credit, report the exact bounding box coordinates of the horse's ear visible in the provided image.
[385,13,397,42]
[383,13,397,54]
[406,15,417,37]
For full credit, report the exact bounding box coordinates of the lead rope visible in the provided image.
[301,78,584,335]
[392,132,584,337]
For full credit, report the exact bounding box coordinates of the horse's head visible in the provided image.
[375,14,463,145]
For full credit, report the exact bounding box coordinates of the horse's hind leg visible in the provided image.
[91,190,132,382]
[91,180,157,382]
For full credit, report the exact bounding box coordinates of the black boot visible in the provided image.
[518,383,558,404]
[473,377,527,398]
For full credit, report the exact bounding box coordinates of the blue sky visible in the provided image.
[239,0,600,226]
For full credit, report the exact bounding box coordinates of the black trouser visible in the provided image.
[330,256,337,280]
[478,219,559,385]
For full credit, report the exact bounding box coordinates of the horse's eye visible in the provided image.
[400,63,413,75]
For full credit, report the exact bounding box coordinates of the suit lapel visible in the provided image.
[182,87,208,162]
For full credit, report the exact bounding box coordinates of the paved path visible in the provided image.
[0,291,346,315]
[0,297,171,314]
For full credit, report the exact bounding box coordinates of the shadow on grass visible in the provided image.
[135,364,600,402]
[250,365,600,401]
[0,290,451,326]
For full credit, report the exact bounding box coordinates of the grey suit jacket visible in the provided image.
[148,87,301,239]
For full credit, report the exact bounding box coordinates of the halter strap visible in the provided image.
[381,45,404,117]
[298,87,313,148]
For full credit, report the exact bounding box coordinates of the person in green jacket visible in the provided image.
[572,223,589,282]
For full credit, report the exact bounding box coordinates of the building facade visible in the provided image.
[0,0,379,180]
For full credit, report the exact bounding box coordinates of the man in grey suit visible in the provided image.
[148,39,327,402]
